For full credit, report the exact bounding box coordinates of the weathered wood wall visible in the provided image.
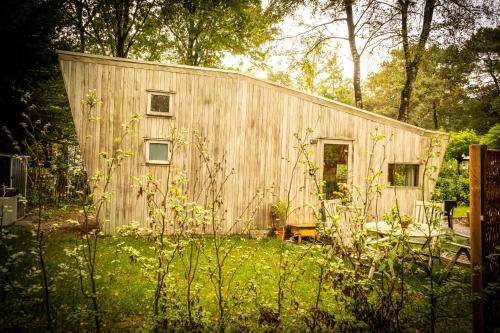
[58,51,448,234]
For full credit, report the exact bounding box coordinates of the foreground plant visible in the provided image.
[1,94,62,332]
[64,90,138,332]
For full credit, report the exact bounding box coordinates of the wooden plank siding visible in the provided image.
[58,51,449,234]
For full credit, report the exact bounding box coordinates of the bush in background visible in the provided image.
[481,123,500,149]
[434,159,470,205]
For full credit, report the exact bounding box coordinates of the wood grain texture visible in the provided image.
[58,51,449,234]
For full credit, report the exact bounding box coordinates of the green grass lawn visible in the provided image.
[2,225,327,331]
[453,205,469,217]
[1,219,473,332]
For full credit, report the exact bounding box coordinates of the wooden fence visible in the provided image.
[470,145,500,332]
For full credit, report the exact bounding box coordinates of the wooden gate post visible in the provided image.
[469,144,483,333]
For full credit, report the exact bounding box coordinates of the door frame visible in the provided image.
[317,138,355,190]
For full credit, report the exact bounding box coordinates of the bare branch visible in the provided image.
[274,18,347,41]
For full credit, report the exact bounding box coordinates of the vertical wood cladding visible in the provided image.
[59,51,448,234]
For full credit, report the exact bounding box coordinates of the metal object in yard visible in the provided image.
[444,200,457,228]
[0,153,28,221]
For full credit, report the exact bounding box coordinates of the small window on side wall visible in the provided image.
[146,140,170,165]
[147,91,173,116]
[388,164,419,187]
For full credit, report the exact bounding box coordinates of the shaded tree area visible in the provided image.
[0,0,75,153]
[0,0,289,155]
[62,0,159,58]
[383,0,496,123]
[365,46,472,130]
[271,0,498,133]
[60,0,290,64]
[463,27,500,133]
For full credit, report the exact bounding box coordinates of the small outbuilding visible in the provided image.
[58,51,448,234]
[0,153,28,225]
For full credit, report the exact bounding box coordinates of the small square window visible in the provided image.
[147,91,173,116]
[151,95,169,113]
[388,164,419,187]
[146,140,170,164]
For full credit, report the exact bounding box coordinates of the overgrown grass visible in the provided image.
[1,219,473,332]
[3,224,323,330]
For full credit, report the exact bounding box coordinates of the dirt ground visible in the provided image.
[15,206,99,239]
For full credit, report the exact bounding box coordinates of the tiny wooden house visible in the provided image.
[58,51,448,234]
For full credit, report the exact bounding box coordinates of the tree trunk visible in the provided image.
[397,0,436,122]
[113,0,130,58]
[398,63,417,122]
[76,0,85,52]
[344,0,363,108]
[432,100,439,129]
[184,1,200,66]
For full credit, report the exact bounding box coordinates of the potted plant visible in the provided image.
[400,215,413,229]
[270,199,289,240]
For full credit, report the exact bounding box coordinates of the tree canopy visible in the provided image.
[481,124,500,149]
[0,0,72,152]
[445,130,481,163]
[0,0,499,154]
[158,0,284,66]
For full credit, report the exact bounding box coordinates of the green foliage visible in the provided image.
[365,46,475,130]
[270,199,289,225]
[159,0,285,66]
[364,34,500,133]
[0,0,71,153]
[266,42,354,105]
[445,129,481,162]
[0,226,44,331]
[463,28,500,132]
[434,157,470,205]
[481,123,500,149]
[434,172,470,205]
[62,0,159,58]
[1,223,476,332]
[364,49,405,118]
[453,205,469,217]
[434,128,496,206]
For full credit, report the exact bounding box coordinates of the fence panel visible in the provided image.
[483,149,500,331]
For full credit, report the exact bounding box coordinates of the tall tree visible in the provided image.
[342,0,396,108]
[389,0,495,122]
[291,0,393,108]
[64,0,159,58]
[473,28,500,94]
[365,41,500,133]
[466,27,500,95]
[344,0,363,107]
[397,0,436,122]
[462,27,500,132]
[159,0,285,66]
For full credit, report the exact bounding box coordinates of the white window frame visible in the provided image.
[146,90,174,117]
[145,139,171,165]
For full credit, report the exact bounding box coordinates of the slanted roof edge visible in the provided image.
[56,50,449,138]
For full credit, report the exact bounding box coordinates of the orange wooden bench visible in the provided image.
[289,224,319,243]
